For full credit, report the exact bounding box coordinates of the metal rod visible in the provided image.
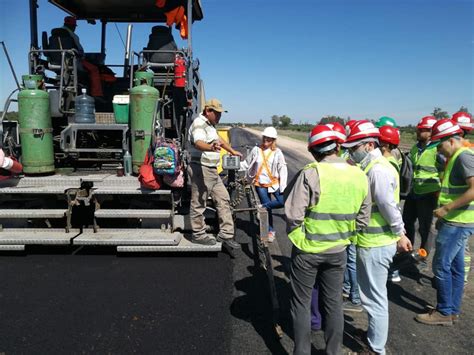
[186,0,193,94]
[29,0,38,49]
[0,42,21,91]
[101,21,107,56]
[123,24,133,77]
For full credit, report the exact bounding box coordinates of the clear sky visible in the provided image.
[0,0,472,126]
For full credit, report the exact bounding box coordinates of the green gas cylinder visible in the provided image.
[18,74,55,174]
[130,74,159,174]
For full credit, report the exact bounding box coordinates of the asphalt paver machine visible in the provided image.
[0,0,227,252]
[1,0,283,335]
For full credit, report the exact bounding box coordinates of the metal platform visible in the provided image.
[0,175,172,195]
[73,229,182,246]
[0,209,67,218]
[0,228,222,253]
[94,209,172,219]
[0,228,81,245]
[117,237,222,252]
[0,245,25,251]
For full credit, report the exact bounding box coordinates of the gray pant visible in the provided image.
[290,246,346,355]
[188,163,234,239]
[402,193,437,253]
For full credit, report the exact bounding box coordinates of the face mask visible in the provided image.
[350,146,369,163]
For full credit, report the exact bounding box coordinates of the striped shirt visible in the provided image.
[188,114,221,167]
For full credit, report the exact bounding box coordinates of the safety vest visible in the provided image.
[288,161,368,253]
[438,147,474,224]
[254,148,279,188]
[358,157,401,248]
[387,155,400,173]
[410,144,441,194]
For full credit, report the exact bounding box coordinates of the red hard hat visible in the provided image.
[451,111,473,132]
[379,126,400,146]
[416,116,437,130]
[430,119,463,142]
[344,120,380,144]
[64,16,77,26]
[308,125,339,149]
[325,122,346,143]
[345,120,358,134]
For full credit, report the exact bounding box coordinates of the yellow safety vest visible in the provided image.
[410,144,442,194]
[358,156,401,248]
[438,147,474,224]
[288,161,368,253]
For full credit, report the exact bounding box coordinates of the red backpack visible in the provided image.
[138,148,162,190]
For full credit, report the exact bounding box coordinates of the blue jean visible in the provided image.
[357,243,397,355]
[432,222,474,316]
[343,243,361,304]
[256,186,284,231]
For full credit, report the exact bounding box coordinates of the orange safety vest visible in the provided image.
[254,148,279,188]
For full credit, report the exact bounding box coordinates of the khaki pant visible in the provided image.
[188,163,234,239]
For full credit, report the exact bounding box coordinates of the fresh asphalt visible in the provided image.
[0,128,472,354]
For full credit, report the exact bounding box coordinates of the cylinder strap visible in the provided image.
[131,130,153,138]
[19,128,53,134]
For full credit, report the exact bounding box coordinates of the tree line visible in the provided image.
[256,106,470,129]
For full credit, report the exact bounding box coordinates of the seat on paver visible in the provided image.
[47,28,79,66]
[145,25,177,65]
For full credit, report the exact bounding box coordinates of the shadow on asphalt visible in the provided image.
[387,282,432,313]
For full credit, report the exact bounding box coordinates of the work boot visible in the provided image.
[452,314,460,324]
[191,234,217,246]
[415,309,453,326]
[216,236,241,250]
[343,300,363,313]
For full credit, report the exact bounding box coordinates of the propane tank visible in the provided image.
[18,74,55,174]
[130,71,159,174]
[174,55,186,88]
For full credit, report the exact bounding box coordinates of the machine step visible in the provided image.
[0,209,67,219]
[0,245,25,251]
[94,209,172,219]
[117,237,222,252]
[0,228,80,245]
[73,229,181,245]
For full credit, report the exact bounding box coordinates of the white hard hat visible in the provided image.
[262,127,278,139]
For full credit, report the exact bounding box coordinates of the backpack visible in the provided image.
[153,138,180,176]
[138,148,162,190]
[399,151,413,199]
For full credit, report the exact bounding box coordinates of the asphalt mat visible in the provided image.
[0,247,233,354]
